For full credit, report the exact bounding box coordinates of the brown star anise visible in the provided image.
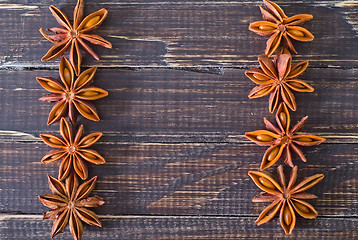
[40,0,112,75]
[37,57,108,125]
[40,117,105,180]
[246,53,314,113]
[249,0,314,56]
[248,165,324,235]
[245,102,325,171]
[39,174,104,240]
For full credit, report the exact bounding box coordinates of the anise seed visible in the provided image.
[253,73,269,81]
[78,75,89,86]
[295,201,310,213]
[80,91,99,97]
[47,81,62,91]
[283,207,292,225]
[82,137,96,146]
[279,112,287,128]
[84,16,100,28]
[288,29,304,37]
[259,177,275,189]
[63,68,71,84]
[267,147,279,161]
[259,25,275,31]
[49,138,63,145]
[295,137,313,142]
[257,134,274,142]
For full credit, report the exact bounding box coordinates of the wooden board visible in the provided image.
[0,0,357,239]
[0,141,357,216]
[1,68,358,140]
[0,216,357,239]
[0,0,357,68]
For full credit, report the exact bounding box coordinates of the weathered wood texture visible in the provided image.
[0,0,357,239]
[0,141,356,216]
[1,216,357,239]
[0,0,357,68]
[1,68,358,140]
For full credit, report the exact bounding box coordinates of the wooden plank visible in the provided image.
[0,215,357,239]
[0,0,357,68]
[0,0,357,237]
[0,141,356,216]
[0,68,357,142]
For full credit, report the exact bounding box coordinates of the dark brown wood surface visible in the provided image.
[0,0,357,239]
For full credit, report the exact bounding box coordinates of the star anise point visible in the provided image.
[39,174,103,240]
[249,165,324,235]
[246,52,314,112]
[249,0,314,56]
[246,102,325,170]
[37,57,108,125]
[40,0,111,75]
[40,118,105,180]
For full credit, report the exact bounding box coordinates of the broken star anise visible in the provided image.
[245,102,325,171]
[40,117,105,181]
[248,165,324,235]
[246,53,313,113]
[40,0,112,75]
[39,174,104,240]
[37,57,108,125]
[249,0,314,56]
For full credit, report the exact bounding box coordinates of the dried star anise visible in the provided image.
[39,174,104,240]
[245,102,325,171]
[246,52,313,113]
[37,57,108,125]
[40,0,112,75]
[249,0,314,56]
[248,165,324,235]
[40,117,105,180]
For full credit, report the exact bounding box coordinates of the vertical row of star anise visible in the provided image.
[37,1,111,239]
[245,0,325,235]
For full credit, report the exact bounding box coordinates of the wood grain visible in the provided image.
[0,0,357,68]
[1,68,358,141]
[0,0,357,239]
[0,216,357,239]
[0,141,356,217]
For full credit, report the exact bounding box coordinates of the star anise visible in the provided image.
[249,0,314,56]
[40,0,112,75]
[39,174,104,240]
[245,102,325,171]
[37,57,108,125]
[246,53,314,113]
[248,165,324,235]
[40,117,105,180]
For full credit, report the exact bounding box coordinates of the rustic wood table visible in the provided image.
[0,0,357,239]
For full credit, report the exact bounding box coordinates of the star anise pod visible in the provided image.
[246,53,313,113]
[40,0,112,75]
[248,165,324,235]
[40,117,105,180]
[245,102,325,171]
[37,57,108,125]
[39,174,104,240]
[249,0,314,56]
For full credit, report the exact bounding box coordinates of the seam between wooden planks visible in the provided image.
[0,213,358,221]
[0,64,358,71]
[0,134,356,144]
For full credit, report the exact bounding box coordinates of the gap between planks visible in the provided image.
[0,133,357,144]
[0,65,358,72]
[0,214,357,221]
